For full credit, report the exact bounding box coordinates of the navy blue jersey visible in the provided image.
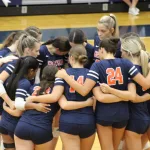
[0,59,17,75]
[37,45,67,69]
[86,36,121,62]
[0,47,12,58]
[1,78,31,133]
[87,58,139,122]
[55,68,95,124]
[20,84,60,131]
[129,65,150,120]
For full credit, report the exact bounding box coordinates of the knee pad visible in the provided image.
[52,127,59,138]
[3,143,15,149]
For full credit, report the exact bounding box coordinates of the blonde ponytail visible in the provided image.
[109,14,119,37]
[140,50,149,77]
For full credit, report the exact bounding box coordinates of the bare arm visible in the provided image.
[15,97,51,113]
[58,95,94,110]
[0,56,18,66]
[131,93,150,103]
[1,93,15,109]
[3,102,22,117]
[93,86,124,103]
[0,70,10,82]
[0,71,15,109]
[132,73,150,90]
[26,86,64,103]
[100,83,136,101]
[131,65,150,103]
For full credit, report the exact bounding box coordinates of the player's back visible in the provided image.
[20,84,60,130]
[60,68,95,124]
[88,58,139,122]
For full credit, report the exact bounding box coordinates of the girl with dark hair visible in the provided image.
[69,29,94,69]
[69,29,87,46]
[37,36,71,70]
[36,36,71,149]
[0,56,40,150]
[14,65,59,150]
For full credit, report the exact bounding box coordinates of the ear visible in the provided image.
[28,69,34,75]
[69,42,74,47]
[100,47,105,53]
[24,47,30,54]
[70,55,74,61]
[110,28,115,34]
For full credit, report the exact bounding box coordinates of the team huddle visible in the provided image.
[0,14,149,150]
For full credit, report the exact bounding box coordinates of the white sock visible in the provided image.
[143,141,150,150]
[1,139,4,150]
[118,140,124,150]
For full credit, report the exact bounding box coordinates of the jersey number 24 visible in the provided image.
[106,67,123,85]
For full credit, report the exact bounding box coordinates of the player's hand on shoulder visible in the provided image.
[100,83,111,94]
[55,69,67,79]
[2,56,18,63]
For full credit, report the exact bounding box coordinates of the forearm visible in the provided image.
[1,93,12,106]
[30,94,59,103]
[109,88,134,100]
[134,93,150,103]
[93,87,123,103]
[96,94,123,103]
[25,102,38,110]
[0,81,6,97]
[133,73,150,90]
[60,101,88,110]
[27,86,64,103]
[4,107,22,117]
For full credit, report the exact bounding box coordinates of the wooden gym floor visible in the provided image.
[0,12,150,149]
